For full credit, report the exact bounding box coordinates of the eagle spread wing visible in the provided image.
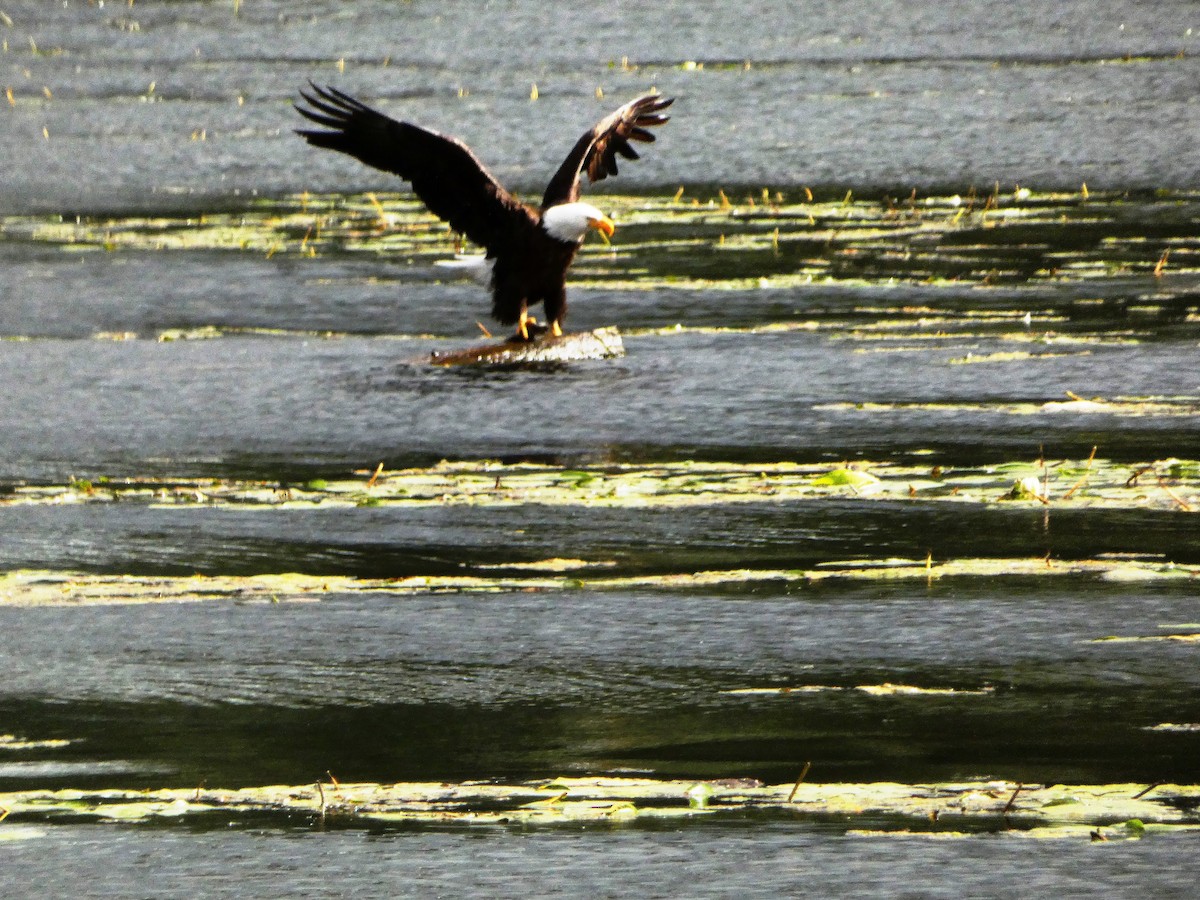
[294,83,532,252]
[540,93,674,209]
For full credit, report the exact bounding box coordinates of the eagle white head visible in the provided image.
[541,202,615,243]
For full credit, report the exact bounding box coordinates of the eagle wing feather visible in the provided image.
[540,94,674,209]
[295,83,532,253]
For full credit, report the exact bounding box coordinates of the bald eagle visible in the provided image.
[295,85,673,340]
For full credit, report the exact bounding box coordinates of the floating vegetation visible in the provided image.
[0,734,72,752]
[0,777,1197,836]
[3,189,1198,295]
[723,683,996,697]
[813,398,1200,418]
[4,454,1196,513]
[1145,723,1200,733]
[1,554,1196,607]
[1090,632,1200,644]
[2,189,1197,348]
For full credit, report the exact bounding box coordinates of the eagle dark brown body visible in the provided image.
[295,85,673,339]
[489,227,580,330]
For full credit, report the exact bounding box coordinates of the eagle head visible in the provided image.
[542,202,615,243]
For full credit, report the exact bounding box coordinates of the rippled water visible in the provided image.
[2,0,1198,215]
[3,579,1200,790]
[3,328,1199,483]
[4,823,1199,899]
[2,0,1200,894]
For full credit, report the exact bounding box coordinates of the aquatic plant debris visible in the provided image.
[1,555,1195,607]
[4,456,1196,512]
[0,778,1197,836]
[429,327,625,365]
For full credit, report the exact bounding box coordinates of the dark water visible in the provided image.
[3,580,1200,790]
[3,0,1200,894]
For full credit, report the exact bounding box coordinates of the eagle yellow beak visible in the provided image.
[588,215,615,240]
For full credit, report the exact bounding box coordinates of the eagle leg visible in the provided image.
[550,320,563,337]
[516,308,545,342]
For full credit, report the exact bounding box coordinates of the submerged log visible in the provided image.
[429,326,624,366]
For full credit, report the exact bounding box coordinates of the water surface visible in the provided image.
[2,0,1199,894]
